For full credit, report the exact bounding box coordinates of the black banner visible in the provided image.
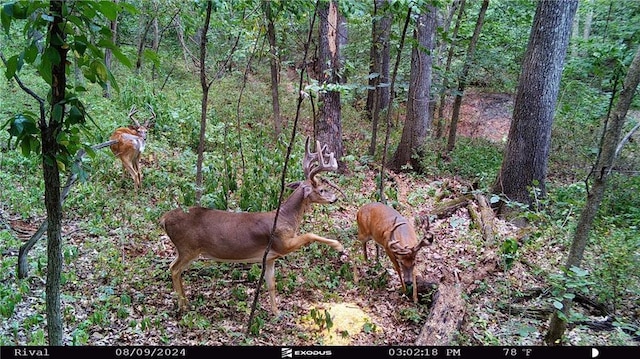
[1,346,636,359]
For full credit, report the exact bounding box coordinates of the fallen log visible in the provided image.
[415,282,465,345]
[433,194,473,218]
[470,193,496,243]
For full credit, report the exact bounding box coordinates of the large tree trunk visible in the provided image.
[545,45,640,345]
[492,0,578,214]
[445,0,489,153]
[44,0,67,345]
[388,7,437,171]
[316,0,345,171]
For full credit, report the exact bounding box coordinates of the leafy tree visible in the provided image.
[1,0,132,344]
[545,45,640,346]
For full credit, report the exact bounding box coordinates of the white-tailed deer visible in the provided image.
[109,105,155,189]
[159,136,344,314]
[355,202,432,303]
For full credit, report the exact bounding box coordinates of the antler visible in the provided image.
[144,104,156,127]
[128,105,140,126]
[303,136,338,182]
[388,217,411,255]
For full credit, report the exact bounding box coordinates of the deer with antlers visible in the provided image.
[159,136,344,314]
[109,105,155,189]
[355,202,432,303]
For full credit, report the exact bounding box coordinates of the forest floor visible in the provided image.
[3,92,638,346]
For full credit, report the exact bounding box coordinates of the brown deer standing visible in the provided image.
[355,202,432,303]
[109,105,155,189]
[159,136,344,314]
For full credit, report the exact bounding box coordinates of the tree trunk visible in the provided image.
[135,12,153,74]
[367,0,392,156]
[388,7,437,171]
[545,45,640,345]
[446,0,489,153]
[264,3,282,138]
[492,0,578,213]
[174,16,195,71]
[316,0,345,171]
[195,1,213,205]
[44,0,67,345]
[436,0,465,139]
[103,0,118,99]
[151,0,160,80]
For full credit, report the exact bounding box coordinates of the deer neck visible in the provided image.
[279,185,311,227]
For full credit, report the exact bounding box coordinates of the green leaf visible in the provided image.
[95,0,118,21]
[142,49,160,67]
[43,47,61,66]
[7,114,38,138]
[91,60,108,83]
[553,301,563,310]
[74,35,88,56]
[24,43,39,64]
[4,54,19,79]
[66,106,84,125]
[111,47,132,68]
[52,104,64,123]
[1,4,12,34]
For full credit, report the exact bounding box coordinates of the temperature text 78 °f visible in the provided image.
[503,348,533,357]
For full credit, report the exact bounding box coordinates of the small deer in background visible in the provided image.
[109,105,155,189]
[159,136,344,314]
[355,202,432,303]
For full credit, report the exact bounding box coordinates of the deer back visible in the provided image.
[160,207,276,263]
[357,202,427,257]
[109,126,147,158]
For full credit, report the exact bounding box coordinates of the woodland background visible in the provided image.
[0,0,639,347]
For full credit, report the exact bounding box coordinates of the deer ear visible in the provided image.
[287,181,301,190]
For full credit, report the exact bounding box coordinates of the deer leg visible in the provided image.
[121,159,139,188]
[132,153,142,188]
[385,249,407,294]
[283,233,344,253]
[412,268,418,303]
[264,259,279,314]
[169,254,194,312]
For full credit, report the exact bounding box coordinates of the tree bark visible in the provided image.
[103,0,119,98]
[492,0,578,213]
[43,0,68,345]
[436,0,465,139]
[316,0,345,171]
[388,6,437,171]
[195,1,213,205]
[264,2,282,138]
[446,0,489,153]
[545,45,640,345]
[367,0,392,156]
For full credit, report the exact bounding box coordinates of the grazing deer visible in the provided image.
[109,105,155,189]
[355,202,432,303]
[159,136,344,314]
